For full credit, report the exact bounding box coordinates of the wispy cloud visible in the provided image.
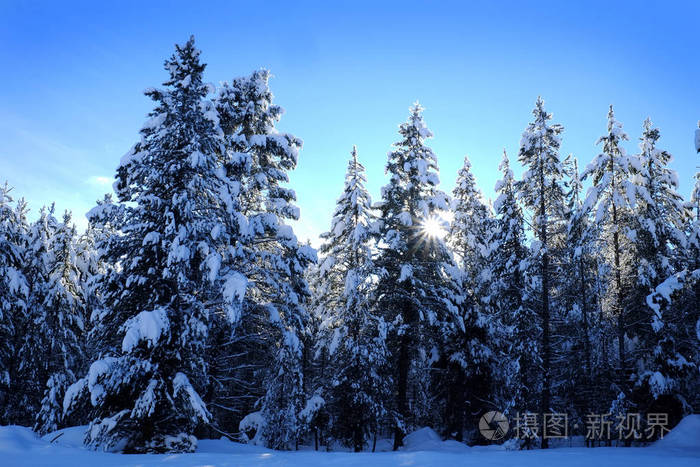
[87,175,112,186]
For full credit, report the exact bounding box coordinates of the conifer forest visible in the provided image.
[1,36,698,459]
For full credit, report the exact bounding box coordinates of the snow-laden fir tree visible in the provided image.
[59,203,116,427]
[79,194,124,361]
[15,206,58,424]
[0,183,29,425]
[483,151,536,416]
[215,69,316,449]
[300,259,330,450]
[558,154,603,421]
[64,37,242,453]
[74,220,107,353]
[582,106,638,391]
[315,147,390,451]
[373,103,460,449]
[562,155,596,377]
[630,119,687,331]
[440,155,492,441]
[516,97,567,447]
[630,119,695,423]
[448,155,491,283]
[32,211,85,435]
[689,171,700,348]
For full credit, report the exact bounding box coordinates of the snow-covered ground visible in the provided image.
[1,416,699,467]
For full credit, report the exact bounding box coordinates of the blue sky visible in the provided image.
[1,0,698,244]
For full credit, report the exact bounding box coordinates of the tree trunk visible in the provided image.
[612,203,626,383]
[580,257,592,379]
[354,424,364,452]
[539,162,551,450]
[393,332,410,450]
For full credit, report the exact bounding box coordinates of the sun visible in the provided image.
[421,215,447,239]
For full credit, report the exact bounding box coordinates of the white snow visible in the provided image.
[86,357,117,406]
[239,411,265,445]
[121,308,170,352]
[654,414,700,450]
[299,395,324,421]
[172,372,210,422]
[223,272,247,303]
[399,264,413,282]
[0,421,699,466]
[41,426,89,449]
[402,427,468,452]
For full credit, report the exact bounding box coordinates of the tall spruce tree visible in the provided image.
[484,152,535,416]
[630,119,694,423]
[0,184,29,425]
[316,147,390,451]
[374,103,460,449]
[559,154,602,421]
[516,97,567,448]
[16,206,58,425]
[441,155,492,441]
[582,106,638,395]
[215,69,316,449]
[64,37,236,453]
[32,212,86,435]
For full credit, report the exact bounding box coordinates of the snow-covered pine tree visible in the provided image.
[78,194,125,377]
[0,183,29,425]
[483,151,535,416]
[301,259,330,451]
[316,147,390,451]
[630,119,687,322]
[34,211,85,435]
[64,37,237,453]
[57,205,115,428]
[440,155,492,441]
[215,69,316,449]
[629,119,694,423]
[563,155,595,377]
[15,205,58,425]
[689,171,700,352]
[74,222,105,350]
[448,155,491,283]
[516,97,567,447]
[559,154,602,421]
[581,106,638,394]
[373,103,460,449]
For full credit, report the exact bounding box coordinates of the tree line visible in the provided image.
[0,37,697,453]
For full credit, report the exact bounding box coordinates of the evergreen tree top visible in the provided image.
[638,118,678,193]
[519,96,563,152]
[401,101,433,140]
[581,105,640,224]
[381,102,449,218]
[453,155,481,195]
[516,97,567,228]
[320,146,373,266]
[216,69,285,137]
[596,105,629,152]
[163,35,206,91]
[494,150,517,214]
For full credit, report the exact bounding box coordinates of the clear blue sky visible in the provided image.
[1,0,698,244]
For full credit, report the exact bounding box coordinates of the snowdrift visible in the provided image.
[0,426,46,453]
[0,421,698,466]
[654,414,700,450]
[402,427,470,452]
[41,425,89,449]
